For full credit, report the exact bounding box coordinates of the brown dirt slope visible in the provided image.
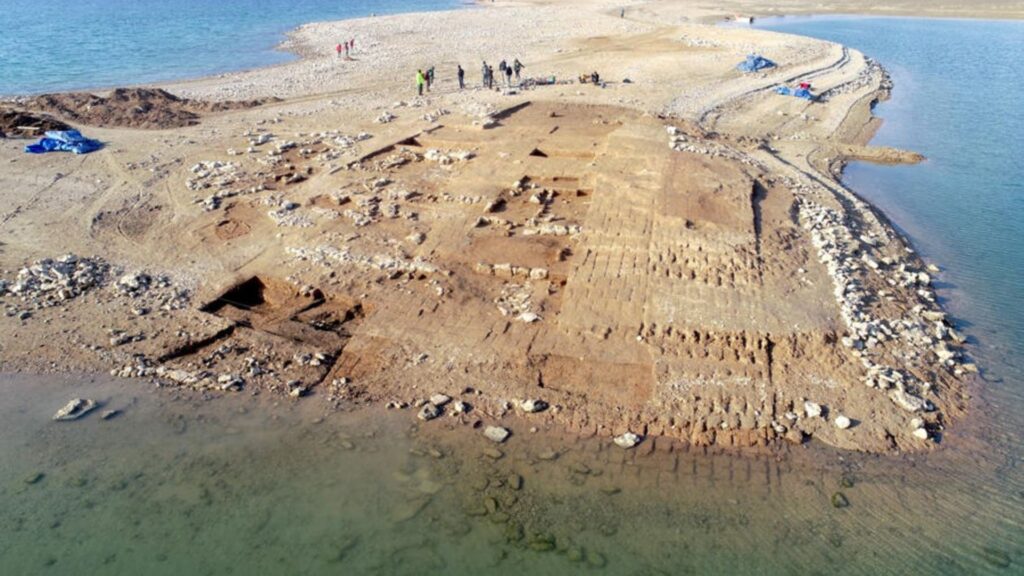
[25,88,278,129]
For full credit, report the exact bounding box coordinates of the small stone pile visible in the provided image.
[493,283,539,321]
[423,148,475,165]
[1,255,109,313]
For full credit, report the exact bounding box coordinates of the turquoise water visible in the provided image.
[756,17,1024,382]
[0,0,459,96]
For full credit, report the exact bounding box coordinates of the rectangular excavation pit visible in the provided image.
[199,276,359,348]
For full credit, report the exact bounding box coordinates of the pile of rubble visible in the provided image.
[424,148,475,165]
[666,126,764,169]
[494,283,541,322]
[793,193,953,419]
[288,245,443,278]
[114,271,191,313]
[1,255,190,320]
[266,200,314,228]
[1,255,109,314]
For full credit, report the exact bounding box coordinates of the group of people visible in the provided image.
[416,58,524,95]
[415,66,436,95]
[481,58,524,89]
[334,38,356,59]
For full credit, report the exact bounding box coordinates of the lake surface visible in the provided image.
[0,0,460,96]
[1,15,1023,576]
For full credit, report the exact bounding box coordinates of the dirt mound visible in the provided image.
[26,88,279,130]
[0,108,71,138]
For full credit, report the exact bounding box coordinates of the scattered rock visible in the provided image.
[484,426,510,443]
[912,427,929,440]
[537,449,559,461]
[613,432,642,449]
[834,415,851,430]
[418,403,442,421]
[520,399,548,413]
[831,492,850,509]
[52,398,98,421]
[803,401,822,419]
[429,394,451,407]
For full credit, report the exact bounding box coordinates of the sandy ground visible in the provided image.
[0,0,982,453]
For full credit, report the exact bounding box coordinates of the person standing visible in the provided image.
[426,66,435,91]
[504,64,513,87]
[457,64,465,89]
[481,61,489,88]
[513,59,523,81]
[416,69,426,96]
[335,43,342,58]
[488,65,495,89]
[498,59,507,78]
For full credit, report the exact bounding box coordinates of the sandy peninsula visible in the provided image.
[0,0,986,453]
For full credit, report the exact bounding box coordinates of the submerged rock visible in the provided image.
[831,492,850,509]
[52,398,97,421]
[980,547,1012,569]
[586,550,608,568]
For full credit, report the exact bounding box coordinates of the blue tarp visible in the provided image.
[737,54,776,73]
[775,86,815,101]
[25,130,102,155]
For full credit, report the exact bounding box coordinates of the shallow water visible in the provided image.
[3,16,1024,576]
[0,0,460,95]
[1,370,1021,575]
